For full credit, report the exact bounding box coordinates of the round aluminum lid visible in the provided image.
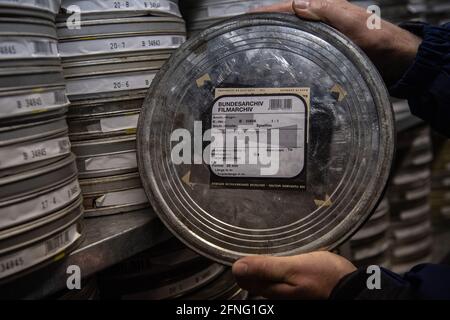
[137,13,395,265]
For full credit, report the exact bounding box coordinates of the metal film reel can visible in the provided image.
[137,13,395,264]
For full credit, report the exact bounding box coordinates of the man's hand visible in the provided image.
[232,252,357,299]
[253,0,422,85]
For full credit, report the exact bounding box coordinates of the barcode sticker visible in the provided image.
[0,224,80,279]
[0,37,58,59]
[269,98,293,110]
[0,89,68,119]
[59,35,185,58]
[0,137,71,170]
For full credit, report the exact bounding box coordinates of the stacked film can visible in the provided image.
[388,125,434,274]
[348,198,392,268]
[0,0,84,284]
[57,0,186,217]
[98,238,247,300]
[181,0,284,36]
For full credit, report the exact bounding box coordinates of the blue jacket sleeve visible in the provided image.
[330,264,450,300]
[390,22,450,137]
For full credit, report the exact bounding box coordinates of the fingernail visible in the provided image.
[294,0,310,9]
[233,262,248,276]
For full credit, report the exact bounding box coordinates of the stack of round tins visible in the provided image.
[57,0,186,217]
[349,198,391,268]
[388,125,434,274]
[0,0,84,283]
[431,138,450,221]
[98,238,245,300]
[137,13,395,264]
[182,0,284,35]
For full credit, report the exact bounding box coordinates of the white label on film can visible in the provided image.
[207,3,254,18]
[0,37,58,59]
[0,89,68,119]
[0,137,71,170]
[66,72,156,96]
[0,224,80,279]
[405,186,430,200]
[400,203,430,220]
[61,0,177,14]
[100,114,139,133]
[0,179,81,230]
[94,188,148,207]
[58,35,185,57]
[84,151,137,171]
[211,94,306,178]
[0,0,56,11]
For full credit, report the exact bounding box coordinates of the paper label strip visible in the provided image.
[0,89,68,119]
[0,224,80,279]
[0,137,71,170]
[100,114,139,133]
[84,151,137,171]
[61,0,180,16]
[94,188,148,207]
[0,0,58,13]
[0,37,58,60]
[66,72,155,96]
[58,35,185,57]
[0,179,81,230]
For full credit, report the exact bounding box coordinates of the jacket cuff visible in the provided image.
[389,22,450,100]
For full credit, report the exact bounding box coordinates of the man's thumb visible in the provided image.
[292,0,330,21]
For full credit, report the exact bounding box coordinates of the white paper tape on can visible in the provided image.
[405,186,431,201]
[393,220,431,240]
[0,0,60,14]
[0,137,71,170]
[0,224,80,279]
[0,89,68,119]
[66,72,156,96]
[58,35,185,58]
[61,0,181,17]
[399,203,430,221]
[393,169,431,185]
[393,237,432,258]
[0,179,81,230]
[84,151,137,171]
[0,37,58,60]
[94,188,148,207]
[100,114,139,133]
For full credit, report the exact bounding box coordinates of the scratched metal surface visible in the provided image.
[137,13,395,264]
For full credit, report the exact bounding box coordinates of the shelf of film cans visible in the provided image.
[0,209,171,299]
[393,99,424,132]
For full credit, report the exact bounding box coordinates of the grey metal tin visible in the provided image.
[0,66,65,93]
[57,16,186,40]
[0,153,77,202]
[137,13,395,264]
[0,87,69,123]
[67,95,144,119]
[71,135,137,178]
[0,116,67,147]
[0,0,61,20]
[0,17,57,38]
[59,0,181,19]
[79,172,142,194]
[62,55,169,78]
[68,110,139,141]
